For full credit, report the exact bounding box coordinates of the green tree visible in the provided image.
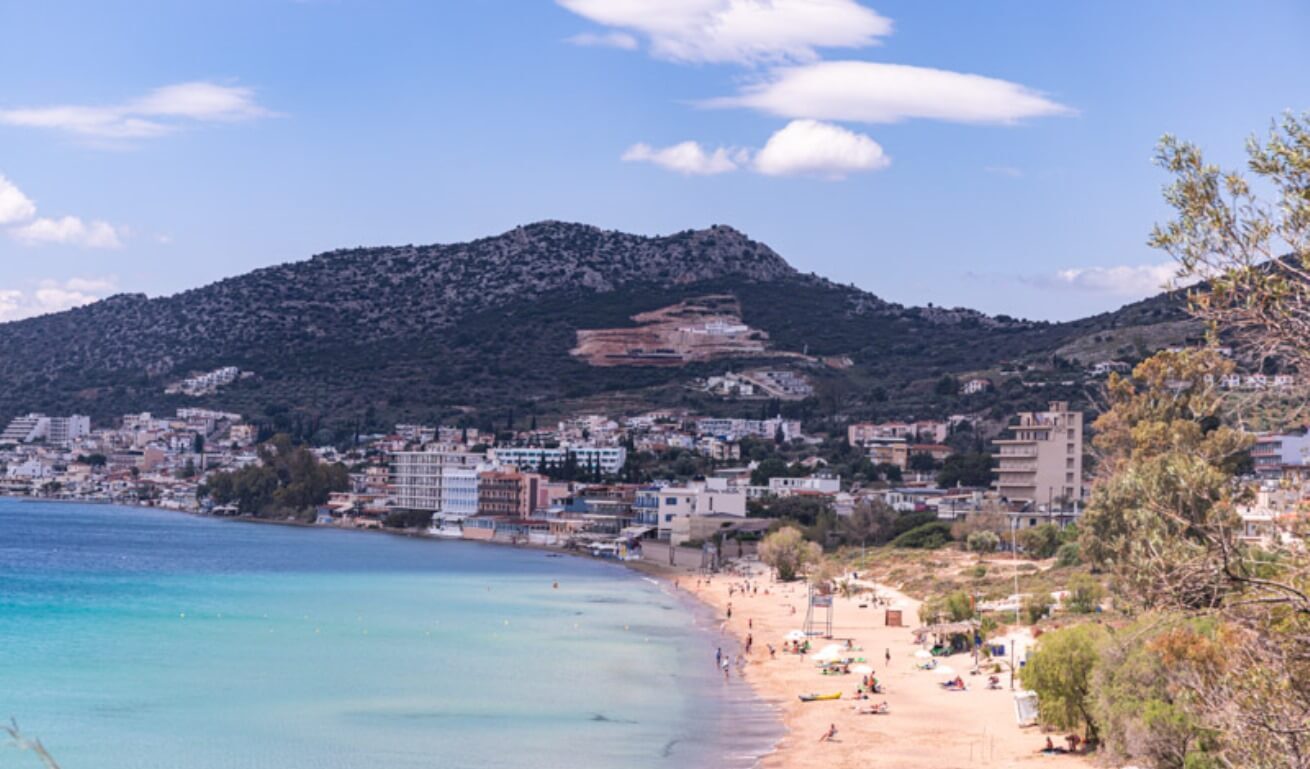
[907,452,937,473]
[1020,623,1110,744]
[966,530,1000,553]
[1017,524,1062,559]
[1064,574,1104,614]
[936,452,993,487]
[758,526,821,581]
[1093,616,1222,769]
[838,499,896,548]
[890,521,952,549]
[750,457,790,486]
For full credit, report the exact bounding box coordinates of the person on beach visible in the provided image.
[745,633,753,653]
[885,648,891,666]
[748,617,752,629]
[726,603,732,619]
[767,643,776,659]
[721,658,730,681]
[716,647,722,667]
[819,723,837,743]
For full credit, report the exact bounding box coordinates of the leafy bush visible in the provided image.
[1064,574,1105,614]
[1020,623,1110,743]
[1023,592,1055,624]
[1017,524,1062,558]
[1055,541,1082,567]
[966,530,1000,553]
[891,522,952,549]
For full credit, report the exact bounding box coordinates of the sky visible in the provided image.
[0,0,1306,323]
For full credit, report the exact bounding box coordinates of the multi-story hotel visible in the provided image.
[489,445,626,476]
[390,450,481,512]
[993,401,1084,506]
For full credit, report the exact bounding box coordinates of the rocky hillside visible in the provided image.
[0,221,1194,438]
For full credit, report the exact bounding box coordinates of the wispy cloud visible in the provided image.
[704,61,1073,125]
[1026,262,1181,297]
[0,276,118,322]
[565,31,639,50]
[557,0,891,65]
[622,141,746,175]
[0,81,274,144]
[984,165,1024,178]
[623,119,888,179]
[0,173,126,249]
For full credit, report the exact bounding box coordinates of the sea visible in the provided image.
[0,499,780,769]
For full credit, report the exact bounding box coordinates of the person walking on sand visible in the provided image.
[819,724,837,743]
[885,648,891,666]
[716,647,722,668]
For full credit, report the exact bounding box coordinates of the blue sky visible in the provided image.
[0,0,1306,322]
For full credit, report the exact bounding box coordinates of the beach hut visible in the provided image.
[884,608,903,627]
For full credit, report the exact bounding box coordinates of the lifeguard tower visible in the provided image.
[803,582,834,638]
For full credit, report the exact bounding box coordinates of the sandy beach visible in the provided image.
[668,563,1091,769]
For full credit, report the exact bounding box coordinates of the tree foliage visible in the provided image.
[201,434,349,517]
[758,526,821,581]
[1020,623,1110,743]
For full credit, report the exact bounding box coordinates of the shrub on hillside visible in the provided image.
[891,522,952,549]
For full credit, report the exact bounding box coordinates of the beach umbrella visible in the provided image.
[814,644,846,661]
[784,630,807,642]
[851,664,873,675]
[913,649,932,659]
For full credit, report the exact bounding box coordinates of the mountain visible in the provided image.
[0,221,1197,440]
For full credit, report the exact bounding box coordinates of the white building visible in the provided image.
[391,450,482,512]
[0,414,90,447]
[489,446,626,476]
[993,401,1084,505]
[767,475,841,496]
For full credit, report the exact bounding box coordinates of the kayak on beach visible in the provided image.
[798,692,842,702]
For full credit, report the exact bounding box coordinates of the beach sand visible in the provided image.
[670,563,1090,769]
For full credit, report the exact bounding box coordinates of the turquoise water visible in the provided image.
[0,500,777,769]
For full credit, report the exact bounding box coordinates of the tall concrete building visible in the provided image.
[0,413,90,447]
[390,450,481,512]
[993,401,1084,506]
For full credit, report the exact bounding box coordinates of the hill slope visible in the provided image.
[0,222,1196,437]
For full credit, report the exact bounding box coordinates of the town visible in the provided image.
[4,390,1303,563]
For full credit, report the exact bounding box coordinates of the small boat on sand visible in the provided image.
[798,692,842,702]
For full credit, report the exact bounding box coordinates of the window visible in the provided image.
[1066,458,1074,469]
[1067,443,1075,454]
[665,497,677,505]
[1066,473,1074,483]
[1067,429,1075,439]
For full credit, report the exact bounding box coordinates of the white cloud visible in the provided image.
[0,81,272,142]
[10,216,123,249]
[984,165,1023,178]
[622,141,745,175]
[1034,263,1179,297]
[623,119,888,179]
[705,60,1072,124]
[0,173,126,248]
[752,118,887,178]
[566,31,639,50]
[557,0,891,64]
[0,277,117,323]
[0,174,38,224]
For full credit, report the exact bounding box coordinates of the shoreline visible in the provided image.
[666,566,1092,769]
[2,497,786,769]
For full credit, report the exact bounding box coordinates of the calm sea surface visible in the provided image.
[0,500,778,769]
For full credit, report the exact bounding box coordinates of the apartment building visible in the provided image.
[390,450,481,512]
[1251,433,1310,477]
[476,469,545,517]
[993,401,1084,505]
[489,446,627,476]
[0,414,91,447]
[633,479,747,540]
